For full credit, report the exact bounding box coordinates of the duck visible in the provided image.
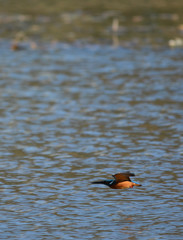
[92,171,142,189]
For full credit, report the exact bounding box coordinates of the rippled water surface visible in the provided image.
[0,41,183,239]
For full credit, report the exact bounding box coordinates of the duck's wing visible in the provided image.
[112,171,135,182]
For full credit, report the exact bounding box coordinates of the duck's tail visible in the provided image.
[132,181,142,187]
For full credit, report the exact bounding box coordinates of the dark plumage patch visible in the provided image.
[112,172,135,183]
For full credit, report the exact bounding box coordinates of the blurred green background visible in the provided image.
[0,0,183,45]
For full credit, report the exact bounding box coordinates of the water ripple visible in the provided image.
[0,41,182,239]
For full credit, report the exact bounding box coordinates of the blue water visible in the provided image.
[0,40,183,239]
